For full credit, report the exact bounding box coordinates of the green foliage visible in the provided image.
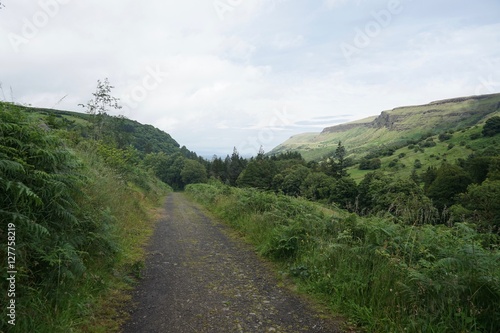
[280,165,311,197]
[181,159,208,185]
[186,183,500,332]
[459,180,500,233]
[421,138,437,147]
[0,106,98,330]
[438,132,453,141]
[300,172,335,201]
[326,141,348,178]
[78,78,122,140]
[359,158,381,170]
[0,103,170,332]
[413,159,422,169]
[482,116,500,137]
[227,147,246,186]
[426,164,472,209]
[236,157,276,189]
[330,176,358,209]
[465,156,494,184]
[358,172,436,224]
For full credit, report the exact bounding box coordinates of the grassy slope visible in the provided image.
[271,93,500,162]
[22,105,182,155]
[348,124,500,181]
[0,103,172,332]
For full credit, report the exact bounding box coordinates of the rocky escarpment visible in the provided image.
[321,122,370,134]
[322,93,500,134]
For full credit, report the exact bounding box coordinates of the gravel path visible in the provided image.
[121,193,345,333]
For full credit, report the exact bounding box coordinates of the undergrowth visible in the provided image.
[186,182,500,333]
[0,104,170,332]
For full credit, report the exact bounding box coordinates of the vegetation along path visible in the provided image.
[121,193,344,333]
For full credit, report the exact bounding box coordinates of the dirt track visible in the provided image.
[121,193,344,333]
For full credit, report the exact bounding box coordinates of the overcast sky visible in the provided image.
[1,0,499,157]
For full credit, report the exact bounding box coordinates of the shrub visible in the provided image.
[482,116,500,137]
[439,133,453,141]
[470,133,482,140]
[359,158,381,170]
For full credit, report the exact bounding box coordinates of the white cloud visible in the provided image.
[0,0,499,157]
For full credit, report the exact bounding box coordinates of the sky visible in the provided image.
[1,0,500,157]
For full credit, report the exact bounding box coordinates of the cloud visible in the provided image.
[324,0,349,8]
[0,0,499,157]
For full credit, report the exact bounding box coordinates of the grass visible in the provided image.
[4,154,169,333]
[347,125,500,182]
[71,146,170,332]
[186,182,500,332]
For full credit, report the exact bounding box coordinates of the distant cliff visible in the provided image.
[271,92,500,161]
[322,93,500,133]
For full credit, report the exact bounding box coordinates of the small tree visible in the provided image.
[181,159,208,185]
[426,164,472,209]
[325,141,348,178]
[79,78,121,140]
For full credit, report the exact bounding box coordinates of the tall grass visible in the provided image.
[0,104,170,332]
[186,182,500,332]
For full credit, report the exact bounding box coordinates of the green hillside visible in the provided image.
[23,105,182,155]
[271,93,500,162]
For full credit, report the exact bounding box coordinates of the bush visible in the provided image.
[483,116,500,137]
[470,133,482,140]
[438,133,453,141]
[359,158,381,170]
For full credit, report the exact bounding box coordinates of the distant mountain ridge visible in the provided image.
[271,93,500,161]
[322,93,500,134]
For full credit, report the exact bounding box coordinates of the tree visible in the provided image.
[482,116,500,137]
[280,165,311,197]
[426,164,472,209]
[331,141,348,178]
[438,133,452,141]
[422,166,437,191]
[357,172,436,223]
[79,78,121,139]
[359,158,381,170]
[236,157,276,189]
[324,141,348,178]
[227,147,246,186]
[330,176,358,209]
[210,155,226,181]
[460,180,500,233]
[143,152,170,182]
[465,156,493,184]
[300,172,335,201]
[181,159,207,185]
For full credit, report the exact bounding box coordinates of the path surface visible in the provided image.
[121,193,344,333]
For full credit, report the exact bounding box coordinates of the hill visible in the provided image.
[20,105,183,156]
[270,93,500,163]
